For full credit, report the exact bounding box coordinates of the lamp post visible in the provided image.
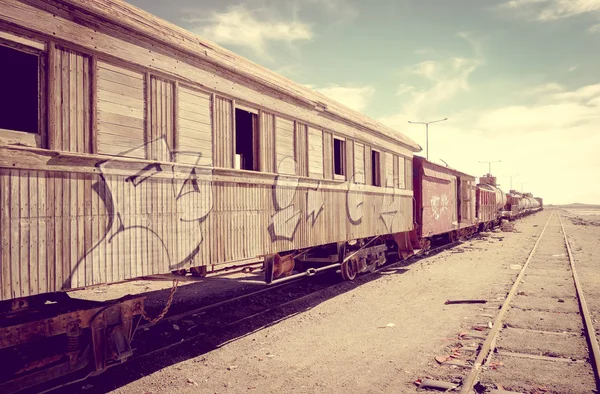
[478,160,501,175]
[520,182,527,193]
[503,174,519,190]
[408,118,448,160]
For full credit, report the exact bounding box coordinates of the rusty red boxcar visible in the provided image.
[411,156,477,247]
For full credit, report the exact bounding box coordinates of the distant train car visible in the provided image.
[476,174,507,230]
[410,156,478,248]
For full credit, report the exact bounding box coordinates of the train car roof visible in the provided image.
[53,0,421,152]
[413,156,476,181]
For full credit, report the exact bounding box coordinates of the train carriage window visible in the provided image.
[0,44,39,136]
[235,108,258,171]
[371,150,381,187]
[333,137,346,177]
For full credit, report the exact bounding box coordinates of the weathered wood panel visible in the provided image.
[48,46,91,153]
[176,86,212,166]
[214,96,233,168]
[0,0,418,157]
[345,139,354,182]
[354,142,365,184]
[275,117,295,175]
[384,152,394,187]
[307,127,323,179]
[96,61,145,157]
[323,131,333,179]
[259,111,275,173]
[364,145,372,186]
[295,122,308,177]
[148,76,175,161]
[0,146,414,301]
[397,156,406,189]
[406,158,413,191]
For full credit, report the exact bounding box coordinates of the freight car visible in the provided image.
[502,190,543,220]
[476,174,507,231]
[0,0,420,391]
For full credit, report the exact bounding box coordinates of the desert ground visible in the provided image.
[61,208,600,394]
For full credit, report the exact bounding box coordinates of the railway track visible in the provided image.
[448,211,600,394]
[39,239,462,394]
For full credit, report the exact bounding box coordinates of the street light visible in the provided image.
[478,160,501,175]
[503,174,519,190]
[520,182,527,193]
[408,118,448,160]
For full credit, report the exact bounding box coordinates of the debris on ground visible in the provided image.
[510,264,522,270]
[445,299,487,305]
[501,221,516,232]
[417,378,459,391]
[187,378,198,387]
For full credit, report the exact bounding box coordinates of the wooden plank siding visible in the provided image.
[96,61,145,157]
[275,117,295,175]
[259,111,275,173]
[176,86,212,166]
[345,139,354,182]
[213,96,233,168]
[397,156,406,189]
[354,142,365,184]
[295,122,308,177]
[47,46,91,153]
[323,131,333,179]
[148,76,175,161]
[384,152,394,188]
[307,127,323,179]
[0,1,420,302]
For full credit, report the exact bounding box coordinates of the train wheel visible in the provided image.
[341,259,357,281]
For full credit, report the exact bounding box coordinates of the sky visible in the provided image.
[129,0,600,204]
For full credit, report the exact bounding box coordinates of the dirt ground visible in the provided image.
[63,209,600,394]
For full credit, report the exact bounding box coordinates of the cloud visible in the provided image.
[186,5,312,59]
[501,0,600,21]
[589,23,600,33]
[380,82,600,204]
[391,33,483,118]
[303,0,358,24]
[312,85,375,112]
[523,82,564,95]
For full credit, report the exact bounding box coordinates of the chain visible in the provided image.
[140,279,179,324]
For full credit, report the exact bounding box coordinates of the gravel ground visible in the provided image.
[61,210,596,394]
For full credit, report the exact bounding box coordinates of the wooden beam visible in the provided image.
[47,41,58,151]
[90,55,98,154]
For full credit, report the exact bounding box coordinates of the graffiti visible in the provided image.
[346,171,365,225]
[430,193,449,221]
[73,137,213,286]
[269,156,302,242]
[306,182,325,226]
[379,175,400,233]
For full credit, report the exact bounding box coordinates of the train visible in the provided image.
[0,0,542,392]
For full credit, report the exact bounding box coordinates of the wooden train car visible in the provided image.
[476,174,507,231]
[0,0,420,391]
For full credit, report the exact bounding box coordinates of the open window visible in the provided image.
[235,107,258,171]
[371,149,381,186]
[333,137,346,178]
[0,42,42,146]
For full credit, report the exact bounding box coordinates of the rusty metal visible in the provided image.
[413,156,477,239]
[0,295,144,394]
[140,279,179,325]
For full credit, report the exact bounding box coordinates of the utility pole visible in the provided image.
[478,160,501,175]
[520,182,527,193]
[503,174,519,190]
[408,118,448,160]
